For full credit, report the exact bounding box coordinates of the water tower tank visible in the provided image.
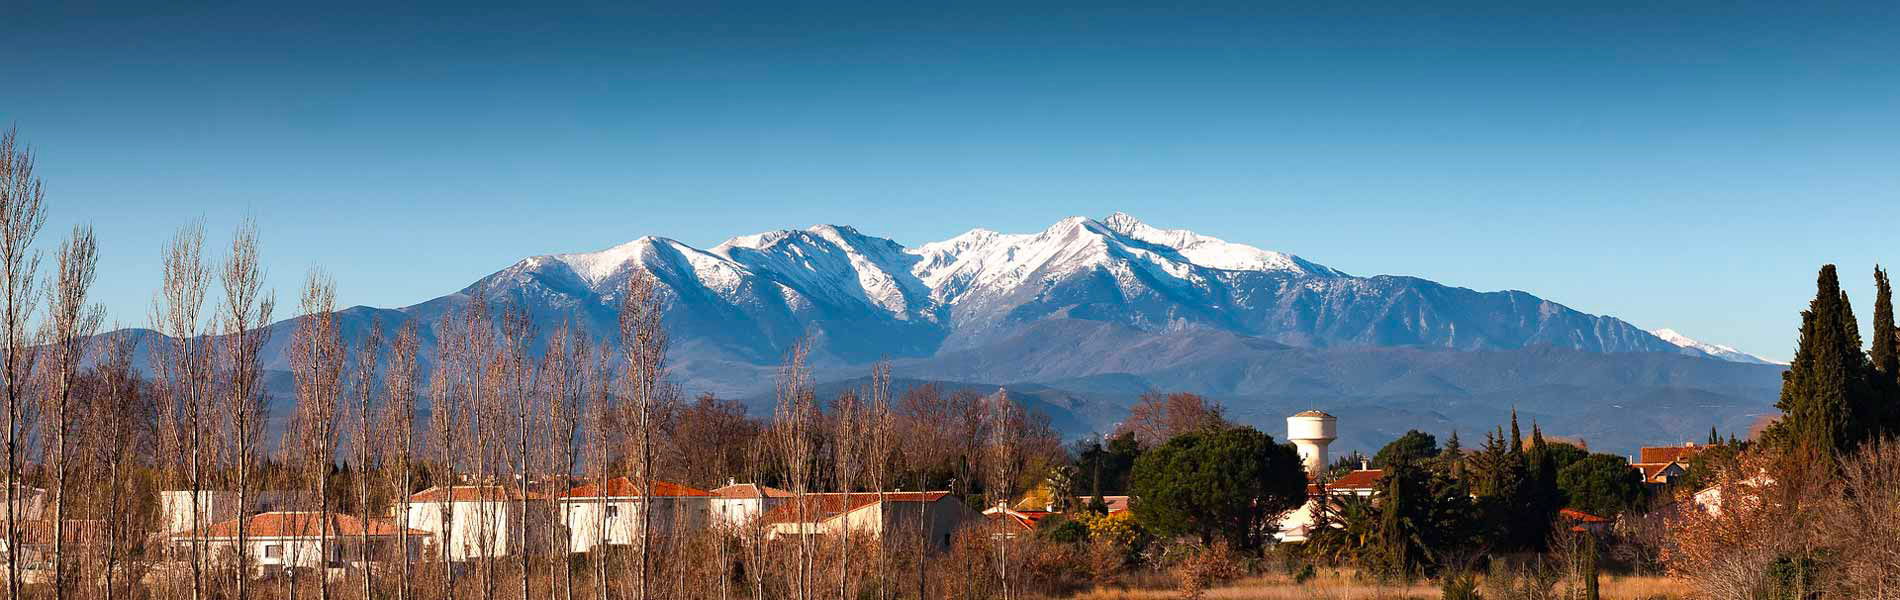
[1286,410,1338,478]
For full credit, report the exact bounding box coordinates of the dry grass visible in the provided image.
[1059,571,1693,600]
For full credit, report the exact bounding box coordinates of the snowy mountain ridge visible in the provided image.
[1649,328,1781,365]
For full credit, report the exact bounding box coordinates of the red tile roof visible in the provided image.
[711,483,793,499]
[173,512,429,540]
[1559,508,1611,523]
[559,477,711,499]
[1640,444,1704,465]
[758,492,951,526]
[409,485,544,503]
[1632,462,1683,482]
[987,510,1052,531]
[1307,469,1385,494]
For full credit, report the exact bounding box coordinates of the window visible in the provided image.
[264,544,282,559]
[605,506,620,519]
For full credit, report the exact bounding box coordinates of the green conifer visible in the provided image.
[1766,264,1874,457]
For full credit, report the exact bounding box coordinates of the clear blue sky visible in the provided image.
[5,1,1898,361]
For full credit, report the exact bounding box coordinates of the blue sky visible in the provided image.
[4,1,1898,361]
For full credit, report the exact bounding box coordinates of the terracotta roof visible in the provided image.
[409,485,544,503]
[559,477,711,499]
[986,509,1050,531]
[1559,508,1611,524]
[173,512,429,540]
[1639,444,1703,465]
[1632,462,1682,482]
[711,483,794,499]
[759,492,951,526]
[1291,410,1334,418]
[1308,469,1385,494]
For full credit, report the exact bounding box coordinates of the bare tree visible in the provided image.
[0,126,47,599]
[770,341,817,600]
[430,308,471,599]
[150,222,212,600]
[986,391,1025,600]
[583,338,617,600]
[864,361,894,600]
[36,221,102,598]
[349,318,385,600]
[383,321,422,600]
[498,300,539,600]
[618,272,669,600]
[830,389,864,600]
[87,329,149,600]
[215,219,275,598]
[290,270,346,600]
[543,321,589,600]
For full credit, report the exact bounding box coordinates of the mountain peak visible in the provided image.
[1648,328,1781,365]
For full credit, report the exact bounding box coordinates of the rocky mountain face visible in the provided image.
[105,213,1785,455]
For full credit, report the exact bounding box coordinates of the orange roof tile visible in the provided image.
[1559,508,1611,523]
[559,477,711,498]
[1639,445,1703,465]
[711,483,794,499]
[173,512,429,540]
[1307,469,1385,494]
[409,485,544,503]
[759,492,951,526]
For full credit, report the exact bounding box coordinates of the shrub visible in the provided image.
[1440,572,1483,600]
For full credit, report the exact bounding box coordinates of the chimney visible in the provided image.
[1360,459,1369,471]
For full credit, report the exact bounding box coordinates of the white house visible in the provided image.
[170,512,429,573]
[559,477,713,554]
[158,490,312,535]
[405,486,554,562]
[709,481,792,528]
[760,492,975,550]
[1276,468,1384,542]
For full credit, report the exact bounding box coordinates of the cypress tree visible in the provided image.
[1767,264,1873,457]
[1707,427,1720,446]
[1874,266,1898,376]
[1874,266,1900,434]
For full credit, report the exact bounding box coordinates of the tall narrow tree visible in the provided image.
[290,270,346,600]
[349,319,385,600]
[151,223,212,600]
[772,341,817,600]
[499,301,538,600]
[39,223,101,599]
[1766,264,1873,457]
[0,127,47,600]
[619,272,669,600]
[383,321,422,600]
[217,219,274,599]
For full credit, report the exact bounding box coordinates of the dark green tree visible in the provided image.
[1874,266,1900,433]
[1764,264,1876,457]
[1373,430,1439,469]
[1074,431,1142,494]
[1556,454,1648,516]
[1437,430,1466,483]
[1127,426,1307,549]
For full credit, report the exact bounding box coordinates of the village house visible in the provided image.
[404,486,555,562]
[983,503,1052,536]
[708,481,792,528]
[760,492,975,550]
[158,490,313,535]
[1629,442,1704,488]
[558,477,714,553]
[169,512,429,574]
[1276,468,1385,543]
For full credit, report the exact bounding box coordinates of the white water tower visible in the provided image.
[1287,410,1338,478]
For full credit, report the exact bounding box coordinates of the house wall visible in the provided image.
[561,496,713,553]
[408,500,555,561]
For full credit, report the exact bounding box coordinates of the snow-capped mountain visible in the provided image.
[443,212,1723,373]
[1649,328,1781,365]
[101,212,1788,454]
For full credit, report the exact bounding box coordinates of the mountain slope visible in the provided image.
[96,213,1784,453]
[1649,328,1781,365]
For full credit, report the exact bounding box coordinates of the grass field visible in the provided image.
[1062,572,1693,599]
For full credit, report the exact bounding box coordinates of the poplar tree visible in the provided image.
[1766,265,1873,457]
